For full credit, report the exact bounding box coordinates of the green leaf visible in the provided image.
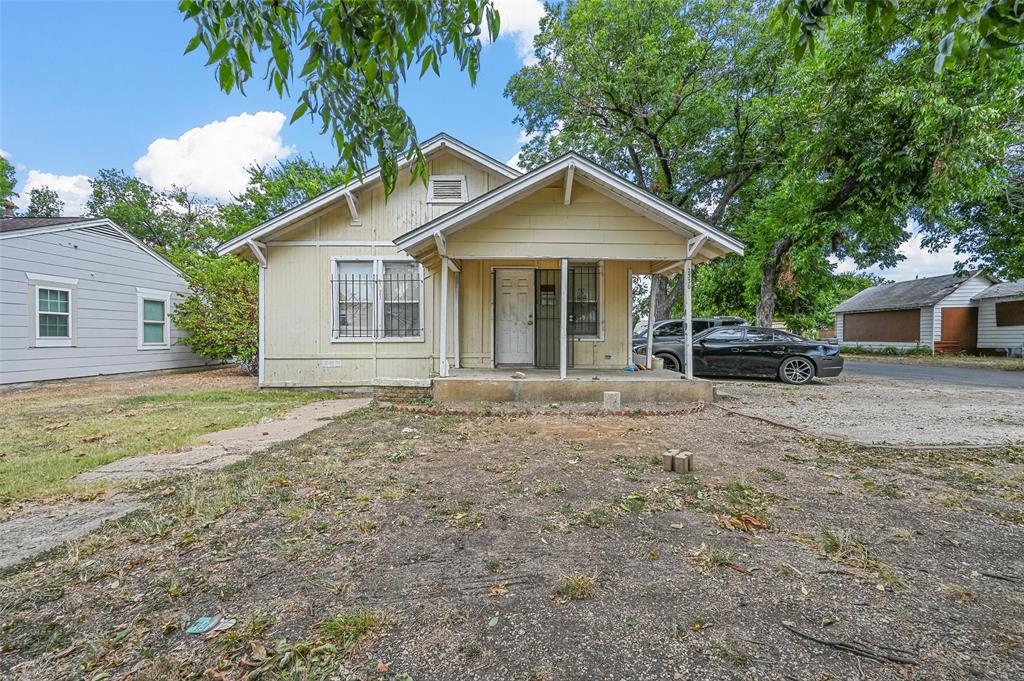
[184,33,202,55]
[290,102,309,124]
[207,38,230,66]
[487,616,499,628]
[218,61,235,93]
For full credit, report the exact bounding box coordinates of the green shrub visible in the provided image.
[905,346,933,356]
[171,254,259,374]
[879,346,900,355]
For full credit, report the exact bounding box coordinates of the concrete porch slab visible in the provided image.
[432,368,713,404]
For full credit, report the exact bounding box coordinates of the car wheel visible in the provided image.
[656,352,681,373]
[779,356,815,385]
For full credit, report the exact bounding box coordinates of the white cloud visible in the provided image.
[0,148,10,159]
[133,111,295,201]
[491,0,545,65]
[506,151,523,170]
[834,232,961,282]
[17,170,93,216]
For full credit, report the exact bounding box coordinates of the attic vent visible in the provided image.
[81,225,130,242]
[427,175,467,203]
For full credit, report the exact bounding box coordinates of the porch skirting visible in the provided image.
[432,368,713,404]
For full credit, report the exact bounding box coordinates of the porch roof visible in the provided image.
[393,153,744,263]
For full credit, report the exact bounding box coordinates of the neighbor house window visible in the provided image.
[37,287,71,339]
[137,288,171,349]
[569,262,601,339]
[995,300,1024,327]
[333,259,423,340]
[426,175,467,203]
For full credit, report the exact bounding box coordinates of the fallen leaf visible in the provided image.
[81,434,105,443]
[377,661,391,673]
[489,584,509,598]
[488,616,499,628]
[161,486,176,497]
[46,422,70,431]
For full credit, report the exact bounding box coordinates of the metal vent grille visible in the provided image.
[428,176,466,202]
[81,225,130,242]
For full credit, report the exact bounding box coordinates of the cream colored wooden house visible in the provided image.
[218,134,743,399]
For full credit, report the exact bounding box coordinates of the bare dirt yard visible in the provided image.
[717,372,1024,447]
[2,403,1022,680]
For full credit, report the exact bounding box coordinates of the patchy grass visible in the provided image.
[551,574,598,602]
[840,352,1024,371]
[0,370,331,505]
[2,406,1022,679]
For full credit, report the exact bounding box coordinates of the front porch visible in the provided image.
[432,367,714,404]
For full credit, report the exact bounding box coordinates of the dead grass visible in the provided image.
[1,406,1022,679]
[0,368,331,506]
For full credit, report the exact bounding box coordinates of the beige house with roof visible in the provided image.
[217,134,743,402]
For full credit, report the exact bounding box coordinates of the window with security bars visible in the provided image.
[569,263,600,338]
[37,288,71,338]
[333,259,423,339]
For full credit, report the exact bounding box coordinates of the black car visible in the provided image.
[635,326,844,385]
[632,316,748,345]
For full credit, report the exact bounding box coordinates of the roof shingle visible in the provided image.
[832,272,978,314]
[0,217,94,234]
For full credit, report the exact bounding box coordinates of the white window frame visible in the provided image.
[137,288,172,350]
[35,285,73,347]
[426,174,468,204]
[571,260,605,342]
[331,256,425,343]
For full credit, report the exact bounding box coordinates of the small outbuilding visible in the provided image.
[832,272,998,354]
[972,281,1024,358]
[0,216,207,384]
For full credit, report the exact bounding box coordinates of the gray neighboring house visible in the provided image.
[832,272,997,353]
[972,280,1024,357]
[0,216,207,385]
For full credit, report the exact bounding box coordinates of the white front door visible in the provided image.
[495,268,534,365]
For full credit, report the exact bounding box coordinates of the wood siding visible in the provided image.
[842,309,921,343]
[978,296,1024,353]
[445,183,687,260]
[261,151,511,387]
[0,228,206,384]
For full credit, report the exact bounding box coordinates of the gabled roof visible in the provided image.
[217,133,520,256]
[0,216,94,233]
[0,217,183,276]
[393,153,744,258]
[972,280,1024,301]
[832,272,990,314]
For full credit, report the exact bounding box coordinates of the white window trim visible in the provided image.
[330,257,425,343]
[426,174,468,204]
[137,288,172,350]
[572,260,605,342]
[35,285,74,347]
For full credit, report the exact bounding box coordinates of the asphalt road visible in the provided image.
[843,360,1024,390]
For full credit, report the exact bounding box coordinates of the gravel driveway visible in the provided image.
[715,372,1024,446]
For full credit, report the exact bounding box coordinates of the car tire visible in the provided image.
[779,356,815,385]
[656,352,682,373]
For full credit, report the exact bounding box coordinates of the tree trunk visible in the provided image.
[755,237,793,327]
[651,273,673,321]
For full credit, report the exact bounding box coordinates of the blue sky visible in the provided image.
[1,0,541,206]
[1,0,952,280]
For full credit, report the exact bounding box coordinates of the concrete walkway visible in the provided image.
[0,398,369,570]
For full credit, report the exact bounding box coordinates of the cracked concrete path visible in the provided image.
[0,398,370,570]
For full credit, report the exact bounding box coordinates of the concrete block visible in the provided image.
[674,451,693,473]
[662,452,675,472]
[603,391,621,410]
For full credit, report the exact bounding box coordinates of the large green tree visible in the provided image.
[219,156,347,241]
[179,0,499,195]
[0,157,16,204]
[24,187,64,217]
[85,169,220,255]
[507,0,1022,326]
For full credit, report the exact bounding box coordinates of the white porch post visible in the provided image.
[257,263,265,386]
[684,257,693,380]
[560,257,568,379]
[439,258,449,377]
[645,275,657,370]
[454,270,461,369]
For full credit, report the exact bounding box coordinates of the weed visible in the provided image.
[688,544,735,574]
[813,528,903,587]
[938,584,976,602]
[756,466,786,481]
[317,610,381,651]
[552,573,598,602]
[581,506,617,528]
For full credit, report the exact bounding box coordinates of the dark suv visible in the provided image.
[632,316,748,345]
